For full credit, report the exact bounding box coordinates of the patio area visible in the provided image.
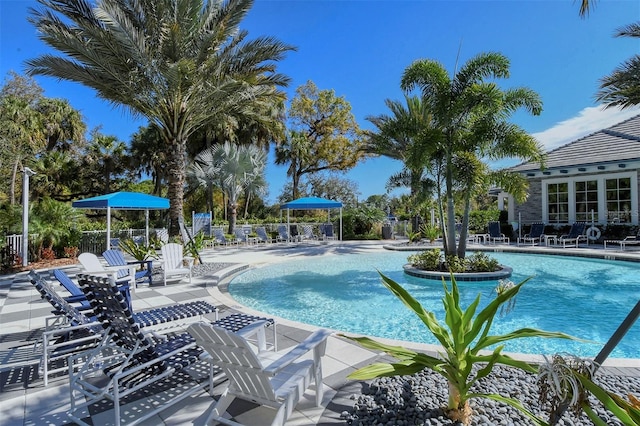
[1,239,639,425]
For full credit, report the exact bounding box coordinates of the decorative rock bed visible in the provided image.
[342,365,640,425]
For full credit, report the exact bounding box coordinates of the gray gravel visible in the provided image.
[342,365,640,425]
[150,261,238,283]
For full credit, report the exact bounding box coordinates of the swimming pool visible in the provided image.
[229,251,640,359]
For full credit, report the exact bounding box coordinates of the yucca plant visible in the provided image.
[118,239,157,265]
[538,354,640,426]
[343,273,580,425]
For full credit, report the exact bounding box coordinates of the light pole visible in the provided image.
[22,167,36,267]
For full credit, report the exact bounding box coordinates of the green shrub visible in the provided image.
[444,254,466,273]
[407,249,442,270]
[466,251,500,272]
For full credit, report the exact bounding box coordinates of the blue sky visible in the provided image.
[2,0,640,204]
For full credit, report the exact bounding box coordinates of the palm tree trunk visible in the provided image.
[166,139,186,237]
[445,153,457,256]
[457,190,472,258]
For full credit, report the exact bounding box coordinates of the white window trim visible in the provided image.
[541,171,638,225]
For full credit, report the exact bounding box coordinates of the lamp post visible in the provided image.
[22,167,36,267]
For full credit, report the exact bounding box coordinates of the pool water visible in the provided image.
[229,251,640,358]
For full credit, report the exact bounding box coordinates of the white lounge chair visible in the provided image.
[187,321,331,426]
[160,243,193,285]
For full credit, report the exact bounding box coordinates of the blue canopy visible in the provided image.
[279,197,343,240]
[279,197,342,210]
[72,191,169,210]
[72,192,169,249]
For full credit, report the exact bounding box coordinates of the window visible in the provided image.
[547,182,568,223]
[575,180,598,222]
[606,177,632,223]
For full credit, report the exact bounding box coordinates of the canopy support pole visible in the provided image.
[106,206,111,251]
[145,210,150,245]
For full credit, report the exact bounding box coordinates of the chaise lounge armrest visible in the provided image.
[263,328,332,375]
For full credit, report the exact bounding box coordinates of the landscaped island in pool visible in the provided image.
[229,251,639,359]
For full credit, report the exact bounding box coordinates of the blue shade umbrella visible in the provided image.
[72,192,170,250]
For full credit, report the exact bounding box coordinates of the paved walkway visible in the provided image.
[0,239,639,425]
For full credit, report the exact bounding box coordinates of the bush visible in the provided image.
[408,249,442,270]
[445,254,466,273]
[466,251,500,272]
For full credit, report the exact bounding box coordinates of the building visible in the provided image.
[507,114,640,226]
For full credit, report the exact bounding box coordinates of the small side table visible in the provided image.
[544,235,557,246]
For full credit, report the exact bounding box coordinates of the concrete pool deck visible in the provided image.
[1,239,639,425]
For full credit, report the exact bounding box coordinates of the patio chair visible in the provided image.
[187,321,332,426]
[320,223,336,241]
[290,224,300,241]
[487,221,510,244]
[52,268,93,306]
[213,227,235,246]
[30,271,219,386]
[68,274,275,426]
[604,228,640,250]
[276,224,291,243]
[256,226,274,244]
[78,252,136,289]
[300,224,318,242]
[557,222,587,248]
[102,249,153,286]
[159,243,193,285]
[234,227,256,245]
[517,223,545,246]
[68,273,216,426]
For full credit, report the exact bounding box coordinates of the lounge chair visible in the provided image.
[256,226,274,244]
[276,224,291,243]
[604,228,640,251]
[52,268,93,306]
[160,242,193,285]
[517,223,545,246]
[213,227,235,246]
[102,249,153,286]
[29,270,219,386]
[68,273,275,426]
[320,223,336,241]
[487,221,510,244]
[300,224,318,241]
[187,321,331,426]
[290,224,300,241]
[556,222,587,248]
[234,227,256,245]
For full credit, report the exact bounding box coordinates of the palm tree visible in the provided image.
[401,52,544,257]
[189,142,267,233]
[26,0,293,236]
[36,98,86,152]
[596,22,640,108]
[86,131,128,194]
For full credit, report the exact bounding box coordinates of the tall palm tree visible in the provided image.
[365,95,443,240]
[189,142,267,233]
[401,52,544,257]
[26,0,293,235]
[597,22,640,108]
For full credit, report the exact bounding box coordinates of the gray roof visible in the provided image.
[511,113,640,172]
